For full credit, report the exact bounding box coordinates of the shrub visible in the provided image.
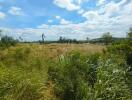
[0,35,18,49]
[48,52,131,100]
[107,40,132,66]
[48,52,96,99]
[93,58,131,100]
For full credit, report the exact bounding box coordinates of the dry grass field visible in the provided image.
[0,43,131,100]
[19,43,105,58]
[2,43,105,63]
[0,43,106,100]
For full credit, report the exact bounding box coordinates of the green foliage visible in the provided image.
[0,35,18,49]
[0,46,55,100]
[0,43,131,100]
[0,64,48,100]
[127,27,132,38]
[49,52,94,100]
[49,52,131,100]
[13,47,31,61]
[107,38,132,95]
[102,32,112,45]
[58,36,79,44]
[108,39,132,66]
[94,58,131,100]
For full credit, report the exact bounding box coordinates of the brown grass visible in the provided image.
[0,43,105,66]
[0,43,105,100]
[36,43,105,55]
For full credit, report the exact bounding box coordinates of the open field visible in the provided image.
[0,0,132,99]
[0,43,105,100]
[0,43,132,100]
[2,43,105,61]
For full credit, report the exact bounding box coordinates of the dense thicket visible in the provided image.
[48,52,131,100]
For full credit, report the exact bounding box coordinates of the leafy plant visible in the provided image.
[49,51,131,100]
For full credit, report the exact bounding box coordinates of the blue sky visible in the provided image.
[0,0,132,41]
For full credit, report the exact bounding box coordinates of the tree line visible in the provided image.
[0,27,132,47]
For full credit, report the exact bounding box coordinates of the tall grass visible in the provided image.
[0,44,131,100]
[0,45,56,100]
[49,52,132,100]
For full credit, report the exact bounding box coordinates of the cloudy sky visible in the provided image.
[0,0,132,41]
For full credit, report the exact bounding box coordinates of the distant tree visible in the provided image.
[42,33,45,44]
[86,37,89,42]
[0,35,18,48]
[19,36,23,42]
[127,27,132,38]
[102,32,112,45]
[0,30,2,39]
[0,30,18,48]
[58,36,78,44]
[59,36,63,42]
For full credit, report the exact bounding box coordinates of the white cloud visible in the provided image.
[98,0,105,5]
[104,2,119,17]
[0,12,6,19]
[1,0,132,41]
[76,0,83,5]
[73,0,88,5]
[37,24,49,29]
[55,16,72,25]
[55,15,72,25]
[98,0,127,17]
[83,11,100,20]
[78,9,84,14]
[122,1,132,14]
[8,6,24,16]
[55,15,61,19]
[60,19,72,25]
[118,0,127,5]
[53,0,80,11]
[48,20,53,23]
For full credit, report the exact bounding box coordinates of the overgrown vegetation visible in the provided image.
[0,30,18,49]
[0,29,132,100]
[48,52,131,100]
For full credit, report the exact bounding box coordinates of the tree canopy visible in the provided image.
[102,32,112,45]
[127,28,132,38]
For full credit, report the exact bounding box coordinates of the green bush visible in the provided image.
[107,39,132,94]
[93,58,131,100]
[0,35,18,49]
[48,52,131,100]
[107,40,132,66]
